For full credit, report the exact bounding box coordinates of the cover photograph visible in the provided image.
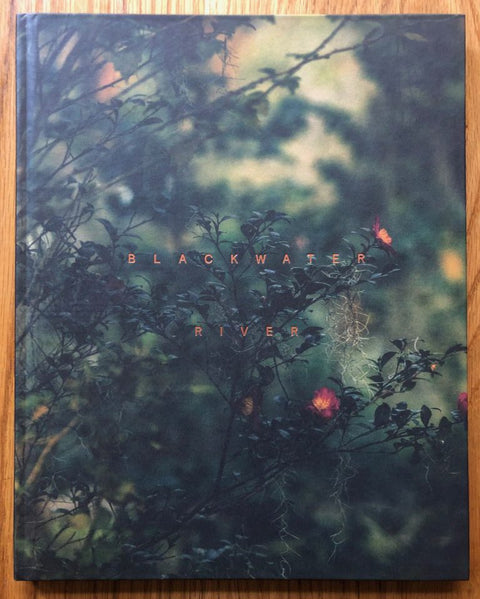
[15,14,468,580]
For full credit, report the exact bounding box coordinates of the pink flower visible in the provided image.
[307,387,340,419]
[457,392,468,419]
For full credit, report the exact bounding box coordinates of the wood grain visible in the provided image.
[2,1,479,597]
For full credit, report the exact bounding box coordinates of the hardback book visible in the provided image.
[15,13,468,580]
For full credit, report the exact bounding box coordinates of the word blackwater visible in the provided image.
[126,252,367,265]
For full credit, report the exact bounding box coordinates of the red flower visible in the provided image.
[373,216,395,255]
[307,387,340,419]
[457,392,468,419]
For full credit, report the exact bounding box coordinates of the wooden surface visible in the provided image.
[1,0,479,597]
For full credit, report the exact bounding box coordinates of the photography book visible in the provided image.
[15,13,468,580]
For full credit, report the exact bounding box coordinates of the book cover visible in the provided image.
[15,14,468,580]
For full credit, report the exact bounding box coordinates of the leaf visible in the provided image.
[391,406,411,428]
[301,326,323,337]
[404,32,428,42]
[450,409,462,423]
[444,343,467,356]
[257,364,274,385]
[259,67,277,76]
[44,216,64,232]
[374,403,391,427]
[438,416,452,437]
[281,76,301,94]
[420,404,432,427]
[379,351,396,369]
[381,263,400,276]
[391,338,407,351]
[401,379,416,391]
[138,117,163,126]
[96,218,118,240]
[264,209,288,222]
[241,223,256,239]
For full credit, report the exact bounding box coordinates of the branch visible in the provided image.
[24,415,80,490]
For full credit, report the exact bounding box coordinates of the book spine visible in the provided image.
[15,14,33,320]
[14,13,26,582]
[14,13,36,581]
[15,13,27,282]
[15,14,39,340]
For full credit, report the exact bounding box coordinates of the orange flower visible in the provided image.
[373,216,395,254]
[377,228,392,245]
[96,61,123,103]
[241,396,254,416]
[307,387,340,419]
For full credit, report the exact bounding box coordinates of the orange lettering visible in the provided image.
[178,253,187,264]
[195,326,203,337]
[266,326,273,337]
[128,253,136,264]
[282,254,291,265]
[204,254,213,265]
[255,254,267,265]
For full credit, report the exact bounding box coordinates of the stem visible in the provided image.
[213,406,237,494]
[23,415,80,491]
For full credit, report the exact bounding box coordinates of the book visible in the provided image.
[15,13,468,580]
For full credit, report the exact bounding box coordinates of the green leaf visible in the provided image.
[138,116,163,126]
[391,403,411,428]
[438,416,452,437]
[401,380,416,391]
[404,32,428,42]
[283,76,301,94]
[257,365,274,385]
[391,338,407,351]
[241,223,256,239]
[379,351,396,369]
[96,218,117,241]
[374,403,391,427]
[420,404,432,427]
[445,343,467,356]
[259,67,277,76]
